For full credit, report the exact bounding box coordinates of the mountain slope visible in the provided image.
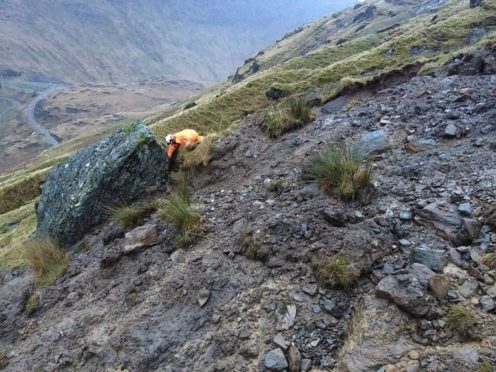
[0,0,353,85]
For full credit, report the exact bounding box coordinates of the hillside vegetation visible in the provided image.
[1,0,495,269]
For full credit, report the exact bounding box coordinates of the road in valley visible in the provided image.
[26,85,68,146]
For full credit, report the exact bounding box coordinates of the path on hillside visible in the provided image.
[27,85,67,146]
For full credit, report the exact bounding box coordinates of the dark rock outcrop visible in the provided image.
[36,121,168,247]
[376,263,439,318]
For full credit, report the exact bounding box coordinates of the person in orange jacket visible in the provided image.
[165,129,204,171]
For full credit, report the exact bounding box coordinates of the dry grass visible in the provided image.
[158,187,203,247]
[309,145,373,200]
[24,293,40,315]
[107,199,158,228]
[24,238,69,287]
[480,361,496,372]
[266,179,285,193]
[312,256,359,289]
[446,304,475,336]
[239,233,269,261]
[264,97,314,138]
[481,253,496,269]
[178,135,216,171]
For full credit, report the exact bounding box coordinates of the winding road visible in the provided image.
[26,85,68,146]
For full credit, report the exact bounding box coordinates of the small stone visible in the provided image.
[458,202,472,217]
[458,280,479,298]
[311,304,321,314]
[301,359,312,372]
[486,285,496,298]
[287,345,302,372]
[480,295,495,312]
[323,298,342,318]
[383,262,394,274]
[449,248,467,269]
[447,289,458,302]
[273,334,289,351]
[406,361,420,372]
[428,274,450,300]
[444,124,459,138]
[123,224,161,253]
[170,249,185,263]
[302,283,318,296]
[452,348,479,365]
[408,350,420,360]
[410,247,446,272]
[264,348,288,371]
[197,289,211,307]
[399,239,412,247]
[400,209,413,221]
[276,304,297,331]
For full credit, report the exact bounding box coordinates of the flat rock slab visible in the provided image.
[338,295,420,371]
[322,95,350,114]
[358,129,391,157]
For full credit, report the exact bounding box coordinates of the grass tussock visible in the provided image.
[480,361,496,372]
[158,186,203,247]
[0,347,5,368]
[24,238,69,287]
[240,233,269,261]
[309,145,373,200]
[481,253,496,269]
[446,304,475,336]
[24,293,40,315]
[107,199,158,228]
[312,256,359,289]
[266,179,285,193]
[178,135,216,171]
[264,97,314,138]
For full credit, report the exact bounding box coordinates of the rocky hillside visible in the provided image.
[2,43,496,371]
[0,0,353,85]
[1,0,496,371]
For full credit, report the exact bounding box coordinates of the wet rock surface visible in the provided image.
[2,50,496,370]
[36,121,169,247]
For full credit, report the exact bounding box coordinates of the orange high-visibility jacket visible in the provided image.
[167,129,204,158]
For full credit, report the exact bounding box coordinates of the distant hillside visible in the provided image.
[0,0,354,85]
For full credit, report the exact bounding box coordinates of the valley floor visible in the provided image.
[1,59,496,371]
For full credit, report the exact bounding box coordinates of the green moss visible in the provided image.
[25,293,40,315]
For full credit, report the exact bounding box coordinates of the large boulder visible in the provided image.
[36,121,168,247]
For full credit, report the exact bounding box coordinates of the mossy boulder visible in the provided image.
[265,83,290,100]
[36,121,168,247]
